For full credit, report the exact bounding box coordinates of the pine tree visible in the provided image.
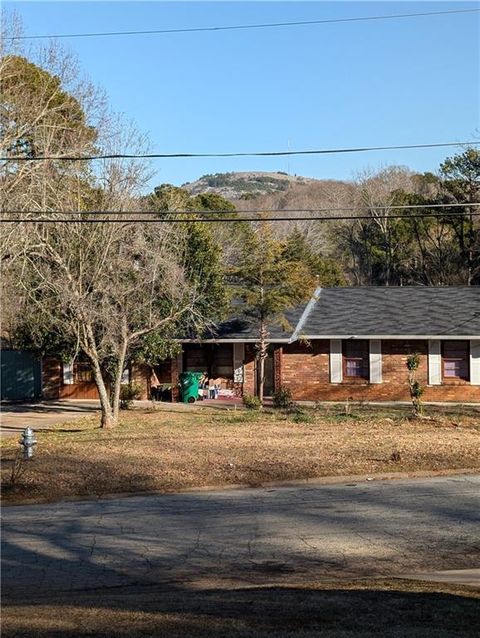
[234,222,315,403]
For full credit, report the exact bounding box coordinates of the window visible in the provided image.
[442,341,469,381]
[73,362,93,383]
[343,340,369,380]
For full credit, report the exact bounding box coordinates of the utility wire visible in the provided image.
[3,203,479,216]
[2,141,478,162]
[3,210,480,224]
[5,7,479,41]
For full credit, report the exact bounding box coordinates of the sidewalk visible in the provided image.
[398,568,480,588]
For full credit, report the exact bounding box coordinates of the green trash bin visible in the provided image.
[180,371,203,403]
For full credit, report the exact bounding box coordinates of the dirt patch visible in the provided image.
[2,579,479,638]
[2,404,479,504]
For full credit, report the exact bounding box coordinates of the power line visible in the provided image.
[3,210,479,224]
[2,141,478,162]
[5,7,479,41]
[3,203,479,216]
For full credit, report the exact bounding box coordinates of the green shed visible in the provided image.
[0,351,42,401]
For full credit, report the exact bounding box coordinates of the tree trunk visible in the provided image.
[258,352,265,405]
[90,357,115,428]
[111,337,128,422]
[257,320,268,405]
[82,323,116,428]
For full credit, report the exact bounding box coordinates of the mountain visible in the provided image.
[182,171,355,218]
[181,171,356,249]
[182,171,320,200]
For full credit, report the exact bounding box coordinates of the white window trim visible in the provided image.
[428,340,442,385]
[469,340,480,385]
[369,340,382,384]
[330,339,343,384]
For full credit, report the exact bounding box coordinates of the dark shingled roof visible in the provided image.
[203,304,307,341]
[185,287,480,341]
[301,287,480,337]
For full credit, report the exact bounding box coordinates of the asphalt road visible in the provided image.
[2,475,479,600]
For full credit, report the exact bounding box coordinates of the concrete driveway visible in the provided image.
[2,475,479,600]
[0,399,249,438]
[0,400,101,437]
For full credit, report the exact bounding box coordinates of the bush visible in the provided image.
[273,386,294,410]
[406,353,421,371]
[120,383,142,410]
[406,353,425,417]
[242,394,262,410]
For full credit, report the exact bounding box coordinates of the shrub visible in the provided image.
[406,353,421,371]
[242,394,262,410]
[120,383,142,410]
[406,353,425,417]
[272,386,294,410]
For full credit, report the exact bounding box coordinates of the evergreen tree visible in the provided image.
[234,222,315,404]
[439,148,480,285]
[283,230,346,286]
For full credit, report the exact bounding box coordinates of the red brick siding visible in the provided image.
[42,358,62,400]
[273,347,283,393]
[281,340,480,402]
[42,358,152,400]
[243,345,256,396]
[130,364,152,400]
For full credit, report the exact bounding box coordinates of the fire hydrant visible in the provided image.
[20,427,37,460]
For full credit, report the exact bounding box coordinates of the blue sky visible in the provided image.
[5,1,480,189]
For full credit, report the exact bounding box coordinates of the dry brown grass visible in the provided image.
[2,579,479,638]
[2,404,479,504]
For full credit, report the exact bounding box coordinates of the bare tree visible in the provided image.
[1,16,211,427]
[354,167,418,285]
[6,219,205,427]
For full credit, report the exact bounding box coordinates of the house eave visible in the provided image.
[178,338,291,344]
[298,334,480,340]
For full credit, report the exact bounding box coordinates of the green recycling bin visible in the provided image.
[180,371,203,403]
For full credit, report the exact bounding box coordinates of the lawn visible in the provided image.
[2,403,479,503]
[2,579,479,638]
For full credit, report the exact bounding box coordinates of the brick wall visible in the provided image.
[42,358,62,399]
[281,340,480,402]
[42,358,152,400]
[243,345,256,396]
[130,364,153,400]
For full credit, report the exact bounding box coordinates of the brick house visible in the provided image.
[173,287,480,403]
[38,287,480,403]
[41,359,154,401]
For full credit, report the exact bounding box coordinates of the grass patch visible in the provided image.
[2,404,479,503]
[2,579,479,637]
